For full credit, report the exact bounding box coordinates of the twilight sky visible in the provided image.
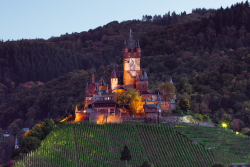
[0,0,245,41]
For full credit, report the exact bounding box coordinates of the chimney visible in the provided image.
[92,74,95,84]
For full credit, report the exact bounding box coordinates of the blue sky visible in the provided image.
[0,0,245,41]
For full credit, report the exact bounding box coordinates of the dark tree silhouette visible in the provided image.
[120,145,131,166]
[140,161,151,167]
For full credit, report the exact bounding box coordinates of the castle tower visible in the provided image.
[110,65,118,90]
[123,29,141,89]
[99,77,106,91]
[135,71,148,91]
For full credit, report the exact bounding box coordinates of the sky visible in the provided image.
[0,0,245,41]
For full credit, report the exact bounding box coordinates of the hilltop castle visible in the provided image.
[83,29,176,123]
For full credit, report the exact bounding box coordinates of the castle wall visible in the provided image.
[123,71,135,89]
[89,113,122,124]
[161,101,171,111]
[136,82,147,91]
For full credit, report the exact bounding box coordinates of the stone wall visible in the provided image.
[89,112,122,123]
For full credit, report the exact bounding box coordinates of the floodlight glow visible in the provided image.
[221,123,227,128]
[236,131,239,135]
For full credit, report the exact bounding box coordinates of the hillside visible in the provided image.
[0,9,213,104]
[14,122,216,167]
[137,1,250,130]
[2,1,250,165]
[0,70,89,130]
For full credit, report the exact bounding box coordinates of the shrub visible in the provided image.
[212,162,225,167]
[172,109,183,115]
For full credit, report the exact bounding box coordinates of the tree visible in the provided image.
[241,127,250,134]
[8,123,20,136]
[202,115,210,122]
[127,89,143,114]
[140,161,151,167]
[159,81,176,100]
[179,97,190,112]
[245,131,250,139]
[120,145,131,166]
[219,113,232,126]
[20,136,41,153]
[177,77,189,91]
[212,162,225,167]
[114,89,128,112]
[231,119,240,132]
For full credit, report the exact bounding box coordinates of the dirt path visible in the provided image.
[73,126,80,167]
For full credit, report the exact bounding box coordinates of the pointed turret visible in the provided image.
[86,83,89,88]
[111,68,117,78]
[157,92,161,101]
[124,40,127,48]
[100,77,105,86]
[75,106,78,113]
[136,74,139,79]
[111,65,118,90]
[127,28,135,50]
[145,99,148,105]
[144,71,148,79]
[15,135,18,149]
[169,77,173,84]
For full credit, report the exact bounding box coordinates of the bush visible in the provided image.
[172,109,183,115]
[20,136,41,153]
[203,115,211,122]
[241,127,250,134]
[212,162,225,167]
[190,117,195,124]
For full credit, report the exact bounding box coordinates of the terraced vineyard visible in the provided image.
[14,122,225,167]
[173,123,250,165]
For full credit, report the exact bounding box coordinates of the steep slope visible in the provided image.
[0,70,88,129]
[14,122,215,167]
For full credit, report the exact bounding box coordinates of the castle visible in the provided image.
[82,29,176,123]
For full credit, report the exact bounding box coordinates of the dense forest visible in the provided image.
[0,1,250,164]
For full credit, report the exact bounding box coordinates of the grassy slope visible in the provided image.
[174,124,250,165]
[14,122,215,167]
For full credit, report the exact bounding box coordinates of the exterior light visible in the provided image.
[221,123,227,128]
[84,110,86,113]
[236,131,239,135]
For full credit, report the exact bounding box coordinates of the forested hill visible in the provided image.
[0,9,213,104]
[137,1,250,130]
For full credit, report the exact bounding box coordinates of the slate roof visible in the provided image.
[111,68,117,78]
[143,104,158,109]
[87,83,96,95]
[94,100,116,104]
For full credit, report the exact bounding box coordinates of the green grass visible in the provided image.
[14,122,215,167]
[173,123,250,165]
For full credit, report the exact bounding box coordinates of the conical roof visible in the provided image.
[127,28,135,49]
[157,92,161,101]
[169,77,173,84]
[111,68,117,78]
[144,71,148,79]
